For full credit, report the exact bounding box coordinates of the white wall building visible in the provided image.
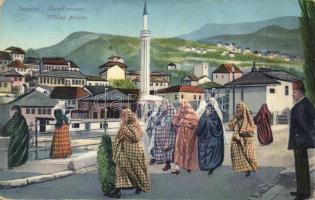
[225,69,301,118]
[5,47,25,62]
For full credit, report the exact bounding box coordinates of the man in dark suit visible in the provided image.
[288,80,315,200]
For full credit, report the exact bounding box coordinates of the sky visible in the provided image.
[0,0,300,50]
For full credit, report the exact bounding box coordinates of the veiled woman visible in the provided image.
[50,109,72,159]
[97,124,116,196]
[172,102,199,174]
[145,104,159,164]
[1,105,29,168]
[108,109,150,198]
[197,99,224,175]
[151,100,176,171]
[254,104,273,145]
[228,102,258,177]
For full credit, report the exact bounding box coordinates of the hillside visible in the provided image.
[177,16,299,41]
[28,31,303,79]
[199,26,302,56]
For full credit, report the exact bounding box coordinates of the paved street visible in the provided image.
[1,125,299,200]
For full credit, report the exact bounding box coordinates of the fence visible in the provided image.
[28,121,114,160]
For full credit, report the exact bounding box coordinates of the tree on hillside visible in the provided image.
[110,79,135,89]
[26,49,40,58]
[299,0,315,104]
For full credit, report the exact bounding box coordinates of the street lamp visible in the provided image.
[104,87,108,134]
[232,65,235,113]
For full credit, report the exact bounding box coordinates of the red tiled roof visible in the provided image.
[7,60,27,69]
[50,87,89,99]
[213,63,242,74]
[42,57,68,65]
[98,62,127,70]
[157,85,204,94]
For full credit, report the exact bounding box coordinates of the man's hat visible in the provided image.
[292,80,305,91]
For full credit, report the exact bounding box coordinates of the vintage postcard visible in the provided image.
[0,0,314,199]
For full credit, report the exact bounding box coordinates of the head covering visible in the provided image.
[236,102,255,133]
[293,80,305,91]
[196,100,207,118]
[209,98,223,121]
[54,109,65,128]
[173,102,198,127]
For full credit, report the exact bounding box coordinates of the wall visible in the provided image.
[266,81,293,113]
[0,82,12,93]
[106,65,125,80]
[157,92,205,103]
[228,86,267,118]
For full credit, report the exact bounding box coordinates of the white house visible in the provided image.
[167,63,177,71]
[127,71,170,91]
[5,47,25,62]
[212,63,243,85]
[24,57,41,77]
[42,57,80,72]
[99,56,127,81]
[198,76,212,85]
[7,60,30,76]
[6,90,59,132]
[0,51,12,73]
[181,75,199,86]
[225,68,301,118]
[38,71,87,87]
[86,76,109,86]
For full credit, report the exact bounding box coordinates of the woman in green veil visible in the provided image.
[1,105,29,169]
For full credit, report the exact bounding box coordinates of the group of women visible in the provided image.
[97,98,274,198]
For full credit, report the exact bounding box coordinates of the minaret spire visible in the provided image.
[140,0,150,98]
[143,0,148,30]
[143,0,148,15]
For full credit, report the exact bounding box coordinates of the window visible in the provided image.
[174,95,178,100]
[221,74,224,78]
[31,108,35,114]
[47,109,51,115]
[285,86,289,96]
[150,83,153,86]
[216,75,218,78]
[42,108,47,114]
[4,83,8,87]
[72,100,75,105]
[93,112,98,119]
[199,95,201,100]
[194,95,197,100]
[155,83,158,86]
[270,88,275,94]
[100,110,105,118]
[26,108,30,114]
[181,94,184,99]
[72,123,80,128]
[38,108,42,114]
[14,77,17,81]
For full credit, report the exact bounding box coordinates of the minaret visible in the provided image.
[140,0,150,97]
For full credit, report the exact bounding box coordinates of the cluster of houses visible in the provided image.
[216,42,299,61]
[0,46,301,133]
